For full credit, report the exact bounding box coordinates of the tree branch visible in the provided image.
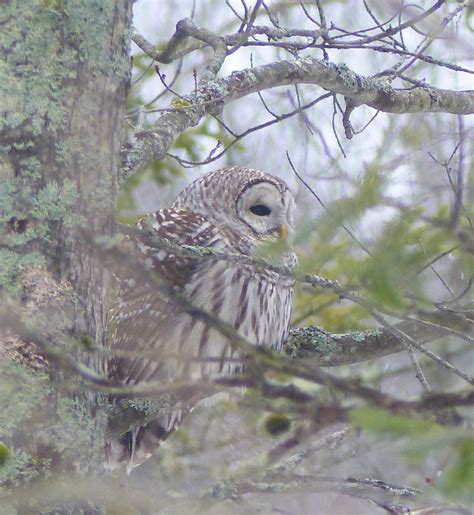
[3,307,473,415]
[286,317,459,366]
[109,226,472,369]
[121,55,474,180]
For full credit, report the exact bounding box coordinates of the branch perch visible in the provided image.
[108,226,472,369]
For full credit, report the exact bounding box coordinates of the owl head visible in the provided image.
[172,167,295,243]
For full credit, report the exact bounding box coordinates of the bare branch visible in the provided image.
[328,0,447,46]
[174,18,227,84]
[133,18,226,85]
[121,55,474,180]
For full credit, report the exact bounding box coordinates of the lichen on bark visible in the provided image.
[0,0,132,510]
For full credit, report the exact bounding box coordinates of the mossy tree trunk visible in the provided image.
[0,1,132,510]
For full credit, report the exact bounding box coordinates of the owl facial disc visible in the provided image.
[236,180,295,239]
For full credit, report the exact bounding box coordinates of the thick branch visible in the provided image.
[108,227,471,368]
[4,309,474,415]
[286,317,457,366]
[134,18,226,84]
[122,56,474,180]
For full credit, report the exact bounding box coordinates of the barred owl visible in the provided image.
[106,167,296,471]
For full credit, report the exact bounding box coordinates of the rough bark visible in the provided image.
[0,4,472,510]
[0,1,132,511]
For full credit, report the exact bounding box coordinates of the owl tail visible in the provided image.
[105,409,188,474]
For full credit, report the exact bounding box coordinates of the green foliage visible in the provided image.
[349,407,474,502]
[360,210,437,309]
[319,303,368,333]
[293,152,469,329]
[0,362,51,439]
[0,444,9,467]
[348,407,442,436]
[255,237,294,264]
[293,288,368,332]
[316,165,383,243]
[398,124,429,148]
[441,438,474,502]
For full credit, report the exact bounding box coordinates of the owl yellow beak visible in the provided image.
[279,223,287,240]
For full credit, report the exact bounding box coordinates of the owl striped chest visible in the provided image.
[184,259,294,352]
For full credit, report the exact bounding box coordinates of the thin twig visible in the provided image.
[285,152,373,257]
[167,92,331,167]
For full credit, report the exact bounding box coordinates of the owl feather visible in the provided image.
[106,167,296,471]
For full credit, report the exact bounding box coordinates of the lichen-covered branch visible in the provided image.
[286,318,453,366]
[3,307,474,415]
[121,54,473,180]
[108,227,471,369]
[133,18,226,84]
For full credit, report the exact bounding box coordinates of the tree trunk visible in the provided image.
[0,1,132,510]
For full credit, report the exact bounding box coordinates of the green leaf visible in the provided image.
[441,438,474,502]
[348,407,442,436]
[0,442,10,466]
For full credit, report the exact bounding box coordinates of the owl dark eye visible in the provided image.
[250,204,271,216]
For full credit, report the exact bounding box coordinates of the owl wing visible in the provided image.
[107,208,228,471]
[109,208,224,386]
[130,208,222,285]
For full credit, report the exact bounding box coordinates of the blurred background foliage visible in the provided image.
[0,1,466,512]
[117,1,473,509]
